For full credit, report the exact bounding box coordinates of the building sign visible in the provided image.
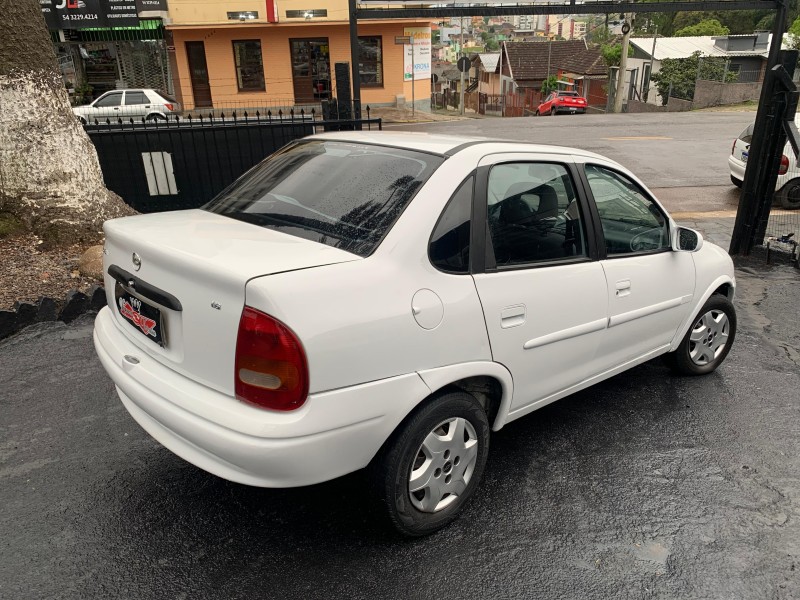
[135,0,168,11]
[41,0,140,29]
[403,27,431,82]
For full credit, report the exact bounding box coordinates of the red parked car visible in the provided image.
[536,91,587,116]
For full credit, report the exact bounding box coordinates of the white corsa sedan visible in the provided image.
[94,133,737,536]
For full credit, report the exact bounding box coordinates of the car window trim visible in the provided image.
[427,172,476,275]
[475,158,600,273]
[579,162,672,260]
[95,91,123,107]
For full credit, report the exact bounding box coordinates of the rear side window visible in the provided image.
[204,141,444,257]
[739,124,754,143]
[124,91,148,105]
[429,176,473,273]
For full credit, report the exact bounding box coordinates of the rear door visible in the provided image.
[122,90,150,118]
[471,153,608,414]
[580,161,695,370]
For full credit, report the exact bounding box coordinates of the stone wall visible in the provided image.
[626,97,692,113]
[693,79,761,109]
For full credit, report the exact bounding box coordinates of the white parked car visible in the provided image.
[729,122,800,209]
[94,133,737,536]
[73,89,179,124]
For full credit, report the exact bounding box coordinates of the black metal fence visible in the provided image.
[84,108,381,213]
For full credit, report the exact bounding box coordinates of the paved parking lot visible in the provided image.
[1,258,798,599]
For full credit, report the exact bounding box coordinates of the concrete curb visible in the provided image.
[0,285,107,341]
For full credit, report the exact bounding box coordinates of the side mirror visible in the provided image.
[672,226,704,252]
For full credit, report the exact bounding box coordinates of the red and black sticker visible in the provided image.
[116,287,164,346]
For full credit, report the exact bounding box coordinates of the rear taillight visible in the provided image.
[164,103,174,111]
[731,139,737,155]
[235,307,309,411]
[780,154,790,175]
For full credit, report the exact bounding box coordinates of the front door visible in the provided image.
[472,155,608,416]
[581,162,695,370]
[185,41,212,108]
[290,39,331,103]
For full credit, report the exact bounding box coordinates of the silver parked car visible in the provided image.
[73,89,180,124]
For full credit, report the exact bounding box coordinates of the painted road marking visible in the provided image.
[603,136,674,140]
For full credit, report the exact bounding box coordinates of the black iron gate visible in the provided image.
[85,111,381,213]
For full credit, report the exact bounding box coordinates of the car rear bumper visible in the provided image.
[93,307,431,487]
[554,107,586,114]
[728,154,746,183]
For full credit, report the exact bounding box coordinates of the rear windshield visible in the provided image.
[557,92,579,96]
[204,140,444,256]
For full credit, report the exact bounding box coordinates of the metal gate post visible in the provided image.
[729,0,789,255]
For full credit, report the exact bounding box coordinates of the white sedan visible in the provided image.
[729,122,800,209]
[94,132,737,536]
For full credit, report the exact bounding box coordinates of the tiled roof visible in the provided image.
[503,40,606,80]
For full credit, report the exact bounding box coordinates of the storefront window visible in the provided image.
[233,40,265,91]
[358,37,383,87]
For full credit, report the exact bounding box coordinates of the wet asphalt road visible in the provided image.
[1,259,798,600]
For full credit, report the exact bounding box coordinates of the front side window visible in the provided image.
[429,176,473,273]
[205,141,443,257]
[358,37,383,87]
[487,162,587,266]
[584,164,670,256]
[94,92,122,107]
[233,40,265,91]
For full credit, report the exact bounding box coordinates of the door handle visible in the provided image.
[615,280,631,297]
[500,304,526,329]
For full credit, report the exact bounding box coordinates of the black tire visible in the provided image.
[145,113,167,122]
[368,390,490,537]
[550,108,556,116]
[664,294,737,376]
[776,179,800,210]
[731,174,743,188]
[535,109,540,116]
[78,116,87,125]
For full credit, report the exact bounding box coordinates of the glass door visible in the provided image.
[290,38,330,103]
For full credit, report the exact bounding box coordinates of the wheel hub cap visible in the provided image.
[408,417,479,513]
[689,309,729,366]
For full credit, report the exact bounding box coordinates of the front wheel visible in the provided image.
[550,108,557,116]
[776,179,800,209]
[369,390,490,537]
[664,294,736,375]
[535,109,540,116]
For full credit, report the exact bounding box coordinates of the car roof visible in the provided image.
[308,131,607,162]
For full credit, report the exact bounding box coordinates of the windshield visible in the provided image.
[204,140,444,256]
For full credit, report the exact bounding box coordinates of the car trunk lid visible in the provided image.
[103,209,360,395]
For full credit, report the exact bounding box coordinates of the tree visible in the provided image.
[789,15,800,50]
[601,42,633,68]
[0,0,134,247]
[650,52,738,105]
[675,18,730,37]
[541,76,558,96]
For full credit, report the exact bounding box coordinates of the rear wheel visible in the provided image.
[369,390,490,537]
[550,107,556,116]
[535,109,540,116]
[776,179,800,209]
[145,113,167,122]
[731,174,743,188]
[664,295,736,376]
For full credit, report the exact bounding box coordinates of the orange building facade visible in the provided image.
[166,0,431,110]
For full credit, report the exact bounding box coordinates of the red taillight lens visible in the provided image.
[164,103,174,111]
[779,155,790,175]
[235,307,309,411]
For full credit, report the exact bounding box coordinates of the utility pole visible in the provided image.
[459,16,465,115]
[613,15,632,113]
[411,34,416,117]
